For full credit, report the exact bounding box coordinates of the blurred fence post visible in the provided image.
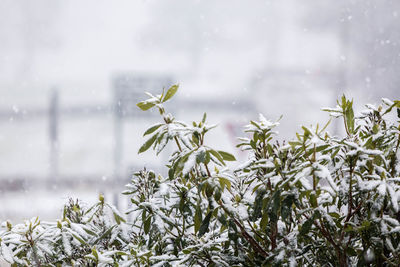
[113,95,123,209]
[49,88,59,182]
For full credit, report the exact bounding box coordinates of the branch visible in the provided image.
[218,200,268,258]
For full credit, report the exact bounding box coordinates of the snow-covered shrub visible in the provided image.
[0,197,129,266]
[1,85,400,266]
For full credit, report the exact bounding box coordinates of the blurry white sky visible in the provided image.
[0,0,343,103]
[0,0,399,220]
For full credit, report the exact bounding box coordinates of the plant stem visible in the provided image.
[204,163,211,177]
[218,200,268,258]
[174,136,182,152]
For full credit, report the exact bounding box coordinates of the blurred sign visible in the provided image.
[113,74,173,118]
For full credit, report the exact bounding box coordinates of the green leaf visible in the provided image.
[198,211,212,237]
[341,95,346,108]
[302,126,312,139]
[217,151,236,161]
[144,216,151,234]
[93,225,116,245]
[218,214,228,228]
[162,84,179,102]
[137,101,155,111]
[91,248,99,262]
[189,133,198,147]
[260,212,268,231]
[138,134,158,154]
[143,124,163,136]
[196,149,207,164]
[300,217,313,236]
[320,118,331,133]
[202,112,207,123]
[344,224,354,233]
[71,233,88,246]
[315,144,329,152]
[182,249,191,255]
[383,100,400,115]
[272,190,281,216]
[345,101,354,134]
[204,150,211,164]
[289,141,302,147]
[113,212,126,224]
[251,192,264,220]
[83,228,97,236]
[205,184,214,198]
[175,151,193,176]
[358,220,371,232]
[328,212,341,220]
[281,195,294,221]
[214,189,221,201]
[267,190,281,223]
[310,193,317,208]
[209,150,226,165]
[194,204,202,234]
[168,167,175,180]
[250,120,261,130]
[372,124,379,134]
[156,132,168,155]
[345,247,357,256]
[218,177,231,191]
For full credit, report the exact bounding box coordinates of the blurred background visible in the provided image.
[0,0,399,221]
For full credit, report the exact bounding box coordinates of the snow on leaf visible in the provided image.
[182,152,197,176]
[1,241,14,263]
[62,231,72,256]
[377,182,387,197]
[387,184,399,212]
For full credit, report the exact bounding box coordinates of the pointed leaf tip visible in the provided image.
[218,150,236,161]
[198,211,212,237]
[162,84,179,102]
[143,123,163,136]
[138,134,158,153]
[137,101,155,111]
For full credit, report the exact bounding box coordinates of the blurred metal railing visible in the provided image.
[0,74,257,198]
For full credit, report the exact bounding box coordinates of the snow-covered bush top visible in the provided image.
[1,86,400,266]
